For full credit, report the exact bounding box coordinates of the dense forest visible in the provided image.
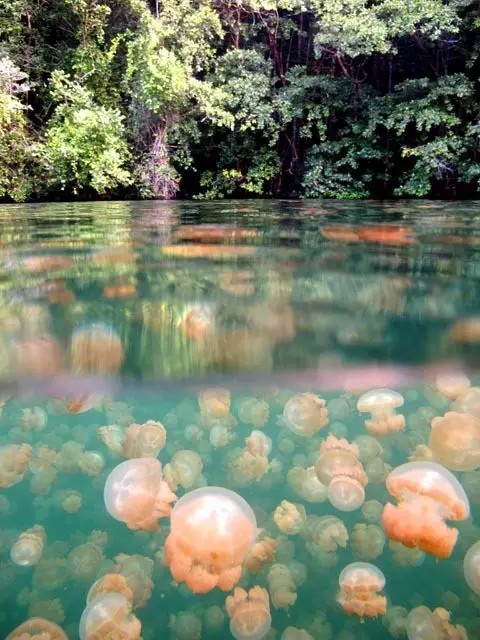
[0,0,479,201]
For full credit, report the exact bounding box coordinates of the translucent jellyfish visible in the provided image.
[104,458,177,531]
[244,537,277,573]
[121,420,167,459]
[28,598,65,625]
[11,525,46,566]
[79,593,141,640]
[21,407,48,432]
[164,450,203,491]
[287,466,328,503]
[98,424,125,456]
[228,447,269,487]
[357,388,405,435]
[210,424,231,448]
[361,500,383,524]
[280,628,313,640]
[301,515,348,553]
[111,553,154,609]
[238,398,270,428]
[78,450,105,477]
[337,562,386,618]
[274,501,306,535]
[267,564,297,610]
[198,388,231,420]
[226,586,271,640]
[453,386,480,417]
[87,574,134,604]
[382,606,409,638]
[33,557,68,591]
[351,523,385,561]
[389,541,425,567]
[464,541,480,594]
[315,435,367,511]
[0,443,31,488]
[67,540,104,582]
[429,411,480,471]
[71,323,124,374]
[6,618,68,640]
[169,611,202,640]
[406,606,467,640]
[204,606,225,634]
[283,393,328,436]
[165,486,257,593]
[246,431,272,457]
[435,373,471,400]
[382,461,470,558]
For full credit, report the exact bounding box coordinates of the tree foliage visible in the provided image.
[0,0,479,201]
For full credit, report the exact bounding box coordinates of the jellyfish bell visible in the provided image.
[435,373,471,400]
[165,486,257,593]
[382,461,469,558]
[429,411,480,471]
[315,435,360,486]
[79,593,141,640]
[104,458,177,531]
[283,393,328,437]
[226,586,271,640]
[357,388,405,435]
[406,606,467,640]
[6,617,68,640]
[337,562,386,618]
[453,386,480,418]
[10,525,45,567]
[328,466,366,512]
[464,541,480,595]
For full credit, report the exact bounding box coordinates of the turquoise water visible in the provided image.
[1,200,480,639]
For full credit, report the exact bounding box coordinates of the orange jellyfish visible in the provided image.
[120,420,167,459]
[0,443,31,488]
[226,586,271,640]
[274,501,306,535]
[87,574,134,604]
[429,411,480,471]
[79,593,141,640]
[104,458,177,531]
[10,525,46,566]
[315,435,367,511]
[198,388,231,421]
[71,323,124,374]
[6,618,68,640]
[165,486,257,593]
[382,461,469,558]
[283,393,328,436]
[453,386,480,417]
[464,541,480,595]
[357,389,405,435]
[406,606,467,640]
[244,538,277,574]
[435,373,471,400]
[337,562,386,618]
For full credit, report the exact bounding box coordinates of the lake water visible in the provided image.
[1,199,480,639]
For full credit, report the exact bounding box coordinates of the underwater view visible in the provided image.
[3,199,480,640]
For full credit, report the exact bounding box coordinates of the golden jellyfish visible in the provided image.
[280,628,314,640]
[78,450,105,477]
[389,541,425,567]
[0,443,31,488]
[351,523,385,561]
[33,557,68,591]
[406,606,467,640]
[361,500,383,524]
[121,420,167,459]
[464,541,480,595]
[209,424,231,449]
[267,564,297,610]
[301,514,348,554]
[198,388,231,421]
[98,424,125,456]
[71,323,124,374]
[382,461,469,558]
[79,593,141,640]
[435,373,471,400]
[67,539,104,582]
[382,606,409,638]
[21,407,47,432]
[165,486,257,594]
[28,599,65,625]
[283,393,328,436]
[11,525,46,566]
[226,586,271,640]
[228,447,269,487]
[87,574,134,604]
[6,618,68,640]
[164,450,203,491]
[287,466,328,503]
[429,411,480,471]
[111,554,154,609]
[104,458,177,531]
[453,386,480,417]
[169,611,202,640]
[238,398,270,428]
[244,537,277,573]
[315,435,367,511]
[357,389,405,435]
[204,606,225,634]
[246,431,272,457]
[273,500,306,535]
[337,562,387,618]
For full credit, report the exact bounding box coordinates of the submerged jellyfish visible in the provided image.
[87,574,134,604]
[429,412,480,471]
[382,461,469,558]
[244,538,277,574]
[165,486,257,593]
[453,386,480,418]
[267,564,297,610]
[301,515,348,555]
[315,435,367,511]
[71,323,124,374]
[121,420,167,459]
[0,443,31,488]
[104,458,177,531]
[164,450,203,491]
[287,467,328,503]
[351,523,385,561]
[274,501,306,535]
[357,389,405,435]
[198,388,231,420]
[435,373,471,400]
[79,593,141,640]
[226,586,271,640]
[283,393,328,436]
[337,562,386,618]
[10,525,46,567]
[6,618,68,640]
[464,541,480,595]
[406,606,467,640]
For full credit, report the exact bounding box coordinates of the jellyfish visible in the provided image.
[204,606,225,634]
[246,431,272,458]
[435,373,471,400]
[28,598,65,625]
[361,500,383,524]
[453,386,480,417]
[120,420,167,459]
[357,389,405,435]
[287,467,328,503]
[71,323,124,374]
[267,564,297,610]
[0,443,31,488]
[104,458,177,531]
[283,393,328,436]
[244,537,277,573]
[165,486,257,593]
[464,541,480,595]
[382,606,409,638]
[6,618,68,640]
[226,586,271,640]
[78,450,105,477]
[87,574,134,604]
[301,515,348,554]
[209,424,231,449]
[98,424,125,456]
[228,447,269,487]
[169,611,202,640]
[280,628,314,640]
[33,557,69,591]
[67,540,104,583]
[11,525,46,567]
[29,447,58,496]
[337,562,387,618]
[382,461,470,558]
[164,450,203,491]
[79,593,141,640]
[21,407,48,432]
[389,541,425,567]
[406,606,467,640]
[273,501,306,535]
[429,411,480,471]
[198,388,231,421]
[351,523,385,561]
[238,398,270,429]
[111,554,154,609]
[315,435,367,511]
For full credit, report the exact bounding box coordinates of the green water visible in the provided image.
[1,199,480,639]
